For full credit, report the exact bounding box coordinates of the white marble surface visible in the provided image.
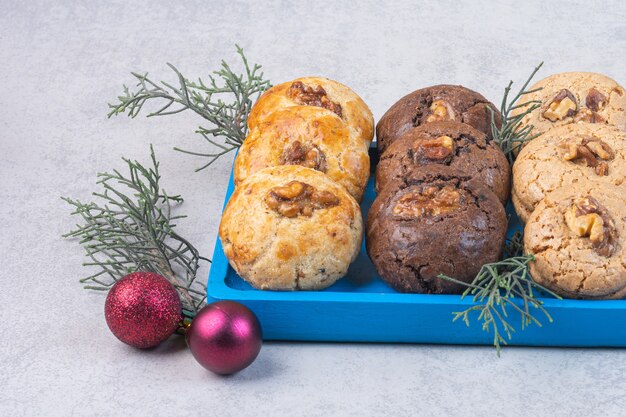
[2,1,626,416]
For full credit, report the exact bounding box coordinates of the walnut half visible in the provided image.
[425,99,456,123]
[543,89,578,122]
[413,135,455,162]
[393,185,462,218]
[564,196,617,257]
[561,138,615,176]
[585,88,608,112]
[574,107,605,124]
[280,141,327,172]
[286,81,343,118]
[266,181,340,218]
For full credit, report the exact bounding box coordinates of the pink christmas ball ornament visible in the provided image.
[104,272,183,349]
[186,301,263,375]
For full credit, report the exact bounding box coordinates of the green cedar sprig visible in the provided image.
[62,146,209,317]
[107,45,272,171]
[438,231,561,355]
[490,62,544,163]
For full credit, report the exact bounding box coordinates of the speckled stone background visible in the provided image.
[2,1,625,416]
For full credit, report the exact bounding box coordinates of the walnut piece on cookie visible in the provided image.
[524,186,625,299]
[564,196,618,257]
[219,165,363,291]
[542,89,578,122]
[265,180,340,218]
[392,185,462,218]
[560,137,615,176]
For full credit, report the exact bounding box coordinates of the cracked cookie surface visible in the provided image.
[512,72,626,146]
[376,84,501,153]
[219,165,363,291]
[235,106,370,201]
[512,123,626,223]
[524,186,626,299]
[366,166,507,294]
[247,76,374,147]
[375,121,510,204]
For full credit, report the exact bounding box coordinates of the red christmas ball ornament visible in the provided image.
[105,272,182,349]
[186,301,262,375]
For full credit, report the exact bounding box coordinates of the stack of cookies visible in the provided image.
[219,77,374,290]
[367,85,510,294]
[512,72,626,299]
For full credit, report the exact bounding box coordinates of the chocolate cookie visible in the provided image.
[376,85,500,153]
[524,185,626,299]
[366,166,507,294]
[375,121,510,204]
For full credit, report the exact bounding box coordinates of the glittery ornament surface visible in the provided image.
[186,301,262,375]
[105,272,182,349]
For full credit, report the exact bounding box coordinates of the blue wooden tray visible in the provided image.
[207,149,626,347]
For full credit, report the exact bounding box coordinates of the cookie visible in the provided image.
[376,85,500,153]
[234,106,370,201]
[248,77,374,146]
[513,72,626,145]
[512,124,626,223]
[366,166,507,294]
[524,186,625,299]
[375,121,510,204]
[219,165,363,291]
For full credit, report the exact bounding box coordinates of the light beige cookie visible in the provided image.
[524,186,626,299]
[513,72,626,144]
[512,124,626,223]
[219,165,363,291]
[248,76,374,146]
[234,106,370,201]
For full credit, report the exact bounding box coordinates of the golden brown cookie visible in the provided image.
[248,77,374,146]
[513,72,626,144]
[375,121,510,204]
[234,106,370,201]
[219,165,363,291]
[512,124,626,223]
[525,186,626,299]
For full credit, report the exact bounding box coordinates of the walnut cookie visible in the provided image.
[512,72,626,145]
[376,85,501,153]
[512,123,626,223]
[525,186,625,299]
[247,77,374,147]
[366,166,507,294]
[219,165,363,291]
[234,106,370,201]
[375,121,510,204]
